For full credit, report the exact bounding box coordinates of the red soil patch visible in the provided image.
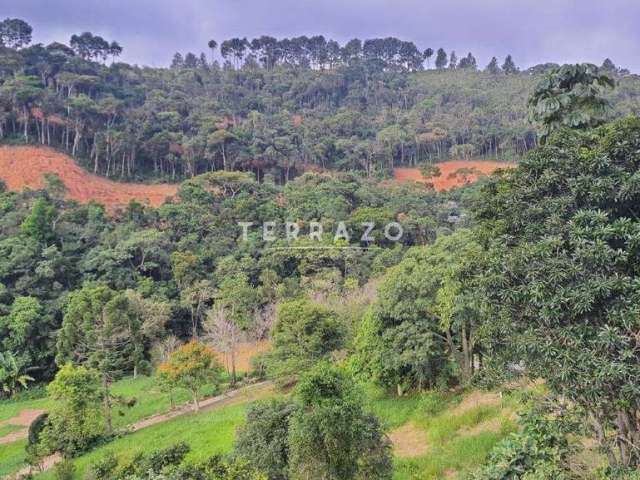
[394,160,515,191]
[215,340,271,374]
[0,146,178,212]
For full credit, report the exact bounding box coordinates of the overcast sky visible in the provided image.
[4,0,639,72]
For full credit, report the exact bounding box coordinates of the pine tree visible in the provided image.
[502,54,518,74]
[449,51,458,69]
[435,48,448,69]
[486,56,501,74]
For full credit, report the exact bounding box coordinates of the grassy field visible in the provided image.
[364,384,520,480]
[2,380,520,480]
[34,401,251,479]
[0,375,224,478]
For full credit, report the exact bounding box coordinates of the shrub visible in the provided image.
[53,459,76,480]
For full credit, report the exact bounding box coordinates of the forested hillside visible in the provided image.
[1,19,639,182]
[5,14,640,480]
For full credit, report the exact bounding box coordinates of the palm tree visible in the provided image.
[0,352,34,398]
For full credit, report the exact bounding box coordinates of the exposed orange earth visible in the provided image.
[0,146,178,211]
[215,340,272,373]
[394,160,515,191]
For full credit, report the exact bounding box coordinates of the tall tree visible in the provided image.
[435,48,448,69]
[502,54,518,74]
[56,284,134,433]
[0,18,32,49]
[474,117,640,468]
[207,39,218,64]
[449,51,458,69]
[485,56,501,74]
[423,47,434,68]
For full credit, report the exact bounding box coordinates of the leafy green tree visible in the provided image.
[288,364,392,480]
[352,230,483,392]
[21,198,56,244]
[235,399,298,480]
[474,117,640,467]
[42,363,104,457]
[157,340,224,411]
[0,351,34,398]
[528,63,615,141]
[266,300,344,384]
[56,284,135,433]
[0,296,47,372]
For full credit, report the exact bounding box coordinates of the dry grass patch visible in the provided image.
[389,422,430,458]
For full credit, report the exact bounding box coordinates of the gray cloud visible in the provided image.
[3,0,639,71]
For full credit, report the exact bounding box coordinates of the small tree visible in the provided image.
[235,399,298,480]
[288,364,392,480]
[157,341,224,411]
[266,300,343,384]
[41,364,104,457]
[204,305,242,384]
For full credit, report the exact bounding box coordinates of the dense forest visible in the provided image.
[1,18,640,182]
[4,15,640,480]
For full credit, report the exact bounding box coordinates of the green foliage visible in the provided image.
[528,63,615,141]
[157,341,224,411]
[288,363,393,480]
[352,230,483,392]
[474,117,640,467]
[87,442,267,480]
[0,350,34,397]
[472,403,574,480]
[21,197,56,244]
[235,399,297,480]
[53,459,76,480]
[42,363,105,457]
[265,299,344,383]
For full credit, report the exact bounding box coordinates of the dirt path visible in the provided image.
[9,381,273,479]
[0,409,46,445]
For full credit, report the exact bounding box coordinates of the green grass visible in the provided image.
[0,423,24,437]
[0,439,28,477]
[0,375,224,478]
[34,400,260,479]
[364,386,520,480]
[0,394,51,424]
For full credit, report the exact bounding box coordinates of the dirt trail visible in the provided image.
[0,409,46,445]
[8,381,273,479]
[394,160,514,191]
[0,146,177,212]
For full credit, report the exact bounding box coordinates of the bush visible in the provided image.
[28,412,49,446]
[472,402,574,480]
[235,400,297,480]
[53,459,76,480]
